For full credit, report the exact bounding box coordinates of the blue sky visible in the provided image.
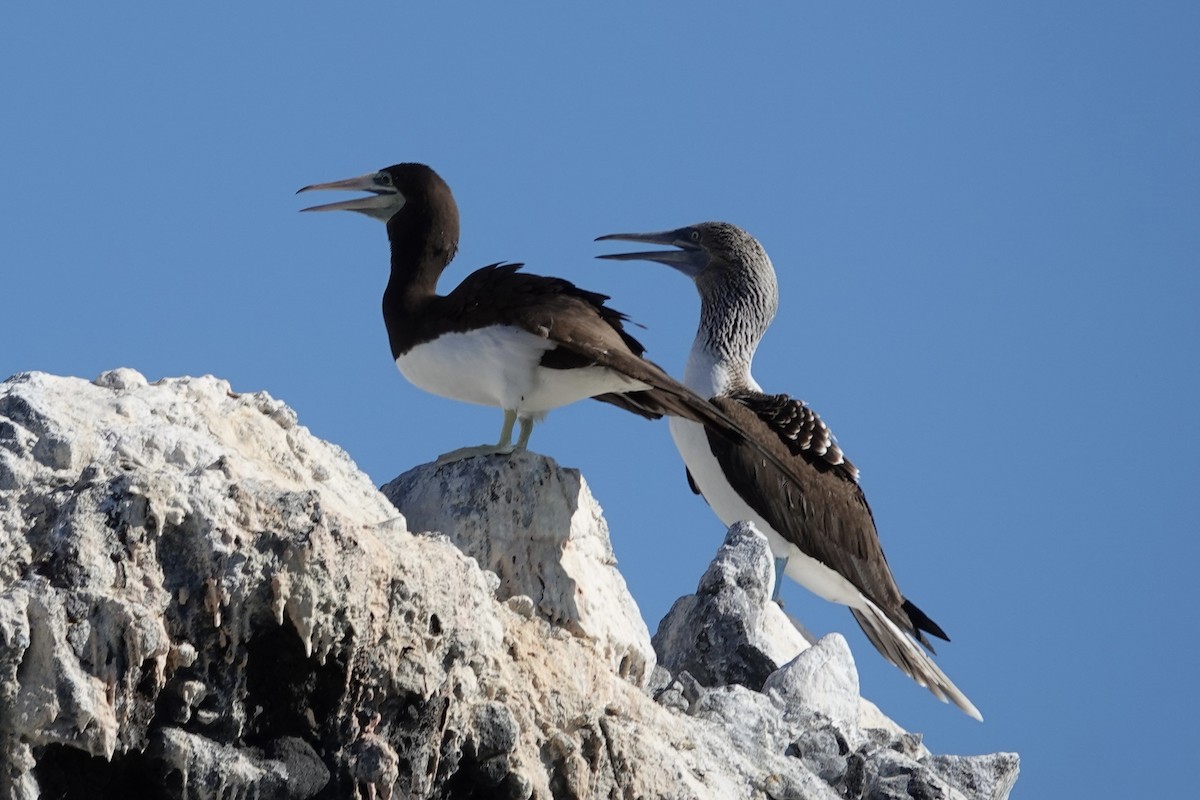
[3,3,1197,796]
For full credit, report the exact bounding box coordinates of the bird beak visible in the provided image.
[595,228,706,278]
[296,171,404,219]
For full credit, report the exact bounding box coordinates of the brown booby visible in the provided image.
[597,221,982,720]
[297,164,774,464]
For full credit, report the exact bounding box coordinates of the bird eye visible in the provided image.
[374,173,393,187]
[689,230,701,242]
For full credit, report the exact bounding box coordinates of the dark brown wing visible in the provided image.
[705,394,947,646]
[428,262,649,354]
[387,262,645,359]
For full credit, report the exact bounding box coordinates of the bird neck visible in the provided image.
[383,205,458,312]
[379,204,460,360]
[684,271,777,397]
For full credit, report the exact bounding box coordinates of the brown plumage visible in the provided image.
[707,394,946,651]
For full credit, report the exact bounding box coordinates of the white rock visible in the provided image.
[924,752,1022,800]
[382,452,654,686]
[763,633,861,743]
[760,602,814,662]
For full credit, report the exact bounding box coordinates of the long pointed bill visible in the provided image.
[595,229,706,278]
[297,194,401,214]
[296,172,405,219]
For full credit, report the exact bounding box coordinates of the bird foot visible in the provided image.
[434,444,517,466]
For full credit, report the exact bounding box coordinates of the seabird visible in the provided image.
[597,222,981,720]
[296,163,776,464]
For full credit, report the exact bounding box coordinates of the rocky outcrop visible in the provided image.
[0,370,1018,799]
[650,523,1019,800]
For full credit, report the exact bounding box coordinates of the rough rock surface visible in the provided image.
[653,523,1021,800]
[655,521,905,737]
[0,370,1019,799]
[381,454,652,686]
[653,520,809,692]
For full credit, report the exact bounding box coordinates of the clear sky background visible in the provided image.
[2,4,1197,797]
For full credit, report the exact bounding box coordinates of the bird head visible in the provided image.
[297,163,455,225]
[298,163,460,269]
[595,221,771,287]
[597,221,779,343]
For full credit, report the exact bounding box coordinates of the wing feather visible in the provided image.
[705,395,947,646]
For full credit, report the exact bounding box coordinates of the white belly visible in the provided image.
[396,325,647,415]
[668,415,864,608]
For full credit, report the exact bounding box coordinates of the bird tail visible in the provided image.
[594,354,750,443]
[598,384,747,444]
[849,601,983,721]
[901,597,949,651]
[591,391,665,421]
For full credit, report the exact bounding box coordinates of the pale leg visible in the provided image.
[435,409,520,465]
[772,555,788,604]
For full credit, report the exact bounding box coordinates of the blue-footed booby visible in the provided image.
[297,163,776,465]
[597,222,981,720]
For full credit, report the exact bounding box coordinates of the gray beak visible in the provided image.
[595,228,707,278]
[297,172,404,220]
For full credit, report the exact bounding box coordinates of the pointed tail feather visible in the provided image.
[591,391,665,420]
[598,352,751,444]
[620,384,747,444]
[849,602,982,721]
[902,597,950,652]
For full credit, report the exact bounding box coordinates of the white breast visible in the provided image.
[396,325,648,414]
